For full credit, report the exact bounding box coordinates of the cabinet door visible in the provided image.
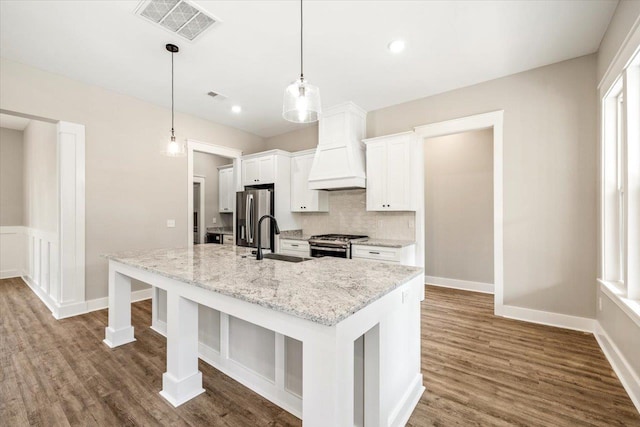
[290,156,307,211]
[219,169,228,212]
[226,170,235,212]
[257,155,275,184]
[219,169,234,213]
[242,159,259,186]
[366,141,386,211]
[385,137,412,210]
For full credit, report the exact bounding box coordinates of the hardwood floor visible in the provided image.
[1,278,638,426]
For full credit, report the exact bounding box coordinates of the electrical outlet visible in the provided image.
[402,289,410,303]
[599,297,602,311]
[212,217,217,224]
[167,219,176,228]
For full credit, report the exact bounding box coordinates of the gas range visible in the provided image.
[308,234,368,258]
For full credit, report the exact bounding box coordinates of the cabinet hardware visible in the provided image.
[369,251,380,255]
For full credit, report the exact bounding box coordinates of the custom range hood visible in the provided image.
[308,102,367,190]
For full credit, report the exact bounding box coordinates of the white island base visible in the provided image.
[104,257,424,427]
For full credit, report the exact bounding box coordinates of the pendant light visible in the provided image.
[282,0,321,123]
[163,43,186,157]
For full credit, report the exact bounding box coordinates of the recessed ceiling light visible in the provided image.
[388,39,406,54]
[231,105,242,113]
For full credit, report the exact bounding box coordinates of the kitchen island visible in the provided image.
[103,244,424,427]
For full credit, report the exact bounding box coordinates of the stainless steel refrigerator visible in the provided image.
[236,188,274,249]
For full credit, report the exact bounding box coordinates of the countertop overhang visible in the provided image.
[104,245,423,326]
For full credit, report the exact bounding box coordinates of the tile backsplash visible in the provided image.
[292,189,415,240]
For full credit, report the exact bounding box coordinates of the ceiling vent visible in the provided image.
[135,0,219,41]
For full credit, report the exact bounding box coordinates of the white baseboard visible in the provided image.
[594,322,640,412]
[497,304,595,333]
[85,287,153,313]
[1,269,22,279]
[425,276,494,294]
[22,274,60,317]
[19,275,152,318]
[388,374,425,427]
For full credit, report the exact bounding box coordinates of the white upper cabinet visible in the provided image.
[290,150,329,212]
[364,132,418,211]
[218,165,234,213]
[242,153,275,186]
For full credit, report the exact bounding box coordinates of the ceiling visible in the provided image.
[0,1,617,138]
[0,113,30,131]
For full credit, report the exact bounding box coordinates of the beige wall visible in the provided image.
[367,54,597,318]
[597,0,640,84]
[264,123,317,152]
[0,58,266,300]
[22,120,58,232]
[193,151,233,230]
[424,129,493,284]
[292,189,415,240]
[0,127,24,226]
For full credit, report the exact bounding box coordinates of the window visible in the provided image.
[602,48,640,302]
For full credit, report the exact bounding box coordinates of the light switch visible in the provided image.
[212,217,217,224]
[167,219,176,228]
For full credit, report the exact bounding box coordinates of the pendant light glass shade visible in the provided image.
[282,0,321,123]
[162,43,186,157]
[163,134,186,157]
[283,77,321,123]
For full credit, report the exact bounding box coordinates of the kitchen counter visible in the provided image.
[104,244,421,326]
[356,238,416,248]
[103,244,424,424]
[206,227,233,236]
[278,229,310,241]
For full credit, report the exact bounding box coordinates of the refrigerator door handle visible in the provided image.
[247,194,254,243]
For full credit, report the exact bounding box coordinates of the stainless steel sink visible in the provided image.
[263,253,312,263]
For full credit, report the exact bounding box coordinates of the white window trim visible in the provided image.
[600,46,640,309]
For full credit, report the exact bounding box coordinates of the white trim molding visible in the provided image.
[425,277,494,294]
[594,322,640,412]
[498,304,596,333]
[414,110,504,314]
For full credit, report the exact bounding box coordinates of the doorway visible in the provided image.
[0,109,85,318]
[423,128,494,293]
[186,140,243,247]
[414,110,504,314]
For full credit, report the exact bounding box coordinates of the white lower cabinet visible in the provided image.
[279,239,310,257]
[223,234,234,245]
[351,244,415,265]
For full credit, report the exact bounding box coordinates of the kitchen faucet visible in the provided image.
[256,215,280,260]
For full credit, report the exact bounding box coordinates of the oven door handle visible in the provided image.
[310,245,347,253]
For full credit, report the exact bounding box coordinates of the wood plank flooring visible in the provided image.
[1,277,638,426]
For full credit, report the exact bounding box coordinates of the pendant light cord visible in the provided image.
[171,50,175,137]
[300,0,303,80]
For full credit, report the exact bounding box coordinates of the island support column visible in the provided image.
[159,290,205,406]
[103,263,135,348]
[302,325,355,426]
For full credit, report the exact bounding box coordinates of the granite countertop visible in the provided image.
[355,239,416,248]
[278,229,310,241]
[279,235,312,242]
[207,227,233,236]
[104,245,422,327]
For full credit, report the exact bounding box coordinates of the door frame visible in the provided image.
[414,110,504,314]
[193,175,206,244]
[187,139,243,247]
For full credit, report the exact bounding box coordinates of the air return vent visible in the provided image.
[135,0,219,41]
